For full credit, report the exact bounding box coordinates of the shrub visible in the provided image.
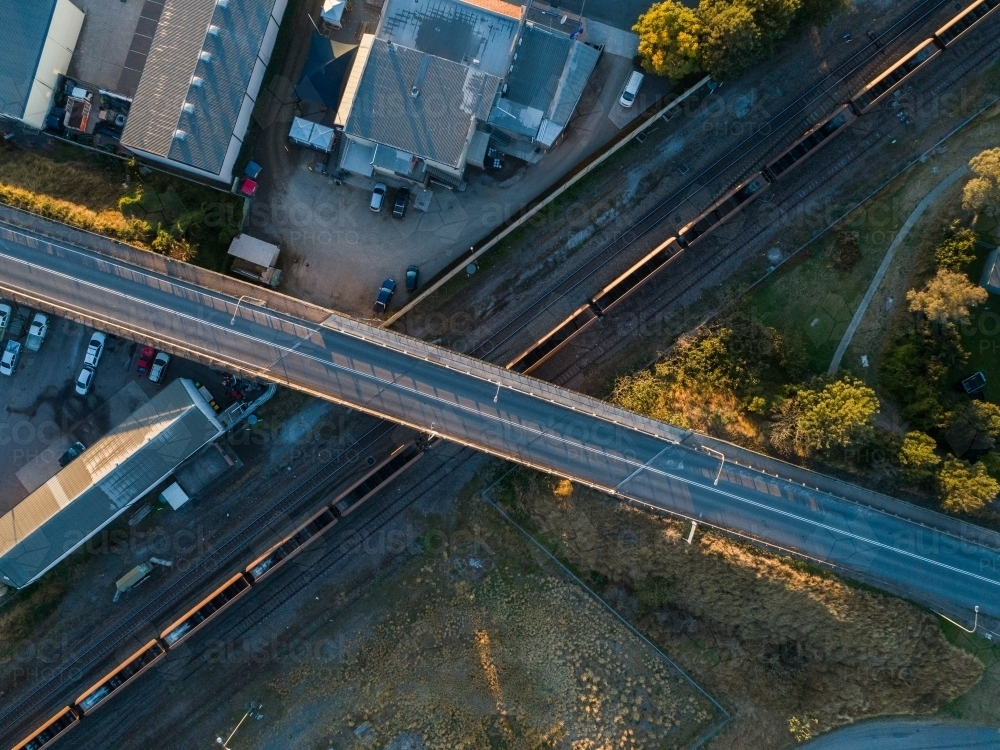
[938,457,1000,514]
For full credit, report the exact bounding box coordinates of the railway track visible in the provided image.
[539,24,1000,386]
[469,0,962,366]
[0,417,402,741]
[67,444,482,749]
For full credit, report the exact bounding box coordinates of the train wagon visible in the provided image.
[850,39,941,113]
[506,304,600,374]
[10,706,79,750]
[159,573,251,648]
[764,104,857,181]
[935,0,1000,46]
[330,442,423,517]
[676,173,769,248]
[245,507,339,583]
[590,237,684,315]
[74,640,166,716]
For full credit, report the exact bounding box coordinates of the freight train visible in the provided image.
[11,442,424,750]
[506,0,1000,375]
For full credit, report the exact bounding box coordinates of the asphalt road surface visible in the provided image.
[803,721,1000,749]
[1,220,1000,625]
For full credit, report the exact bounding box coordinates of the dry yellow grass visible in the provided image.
[501,472,984,749]
[260,496,719,750]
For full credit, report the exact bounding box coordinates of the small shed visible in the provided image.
[227,234,282,287]
[321,0,346,27]
[288,117,335,152]
[981,248,1000,295]
[159,482,190,510]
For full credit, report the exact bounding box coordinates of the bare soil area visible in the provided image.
[495,471,984,749]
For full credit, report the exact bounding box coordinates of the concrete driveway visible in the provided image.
[246,0,670,316]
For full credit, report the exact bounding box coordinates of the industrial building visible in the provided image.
[0,379,224,589]
[120,0,289,184]
[334,0,601,186]
[0,0,85,128]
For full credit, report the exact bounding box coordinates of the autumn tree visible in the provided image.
[633,2,703,81]
[963,147,1000,216]
[945,400,1000,455]
[897,431,941,483]
[938,457,1000,514]
[906,269,987,326]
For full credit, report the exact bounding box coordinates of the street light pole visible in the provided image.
[230,295,266,325]
[218,703,258,749]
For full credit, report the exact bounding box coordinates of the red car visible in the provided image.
[137,346,155,375]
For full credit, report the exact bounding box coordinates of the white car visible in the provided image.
[1,340,21,376]
[148,351,171,384]
[84,332,107,369]
[75,367,95,396]
[0,303,11,338]
[370,183,387,212]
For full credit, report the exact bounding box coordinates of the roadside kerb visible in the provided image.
[381,76,712,328]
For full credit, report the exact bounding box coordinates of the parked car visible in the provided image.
[83,332,106,368]
[149,351,171,384]
[392,187,410,219]
[7,306,30,339]
[137,345,155,375]
[0,303,11,338]
[370,183,388,212]
[373,279,396,313]
[75,367,95,396]
[58,441,86,467]
[619,71,644,108]
[25,312,48,351]
[405,265,419,292]
[1,340,21,376]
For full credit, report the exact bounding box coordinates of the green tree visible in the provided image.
[897,431,941,482]
[742,0,800,54]
[906,269,988,326]
[945,400,1000,455]
[633,2,703,81]
[777,377,880,455]
[934,225,978,272]
[963,147,1000,216]
[938,457,1000,514]
[697,0,763,80]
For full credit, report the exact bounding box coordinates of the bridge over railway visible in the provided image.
[2,217,1000,627]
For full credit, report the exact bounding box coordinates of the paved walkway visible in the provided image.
[828,165,968,374]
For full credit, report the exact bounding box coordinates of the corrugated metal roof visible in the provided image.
[547,39,600,127]
[121,0,280,175]
[503,23,569,112]
[344,38,500,169]
[0,380,223,589]
[0,0,58,119]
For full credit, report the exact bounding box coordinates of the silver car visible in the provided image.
[1,340,21,376]
[0,303,11,339]
[75,367,95,396]
[84,332,107,369]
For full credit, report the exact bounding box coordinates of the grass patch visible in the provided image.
[935,615,1000,723]
[497,469,984,750]
[0,147,242,270]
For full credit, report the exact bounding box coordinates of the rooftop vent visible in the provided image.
[410,86,419,99]
[208,25,220,36]
[174,129,187,141]
[191,76,204,87]
[183,103,195,114]
[200,51,212,63]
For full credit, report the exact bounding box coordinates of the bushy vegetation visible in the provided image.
[0,148,241,270]
[634,0,848,81]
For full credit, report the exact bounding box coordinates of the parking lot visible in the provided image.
[248,0,670,316]
[0,306,232,514]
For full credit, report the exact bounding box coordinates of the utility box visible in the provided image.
[159,482,190,510]
[116,563,153,593]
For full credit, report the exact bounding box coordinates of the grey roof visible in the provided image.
[122,0,279,175]
[0,0,58,119]
[344,38,501,169]
[378,0,521,78]
[504,23,569,112]
[547,39,600,128]
[982,249,1000,295]
[0,380,223,588]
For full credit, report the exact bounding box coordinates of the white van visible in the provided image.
[619,71,644,108]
